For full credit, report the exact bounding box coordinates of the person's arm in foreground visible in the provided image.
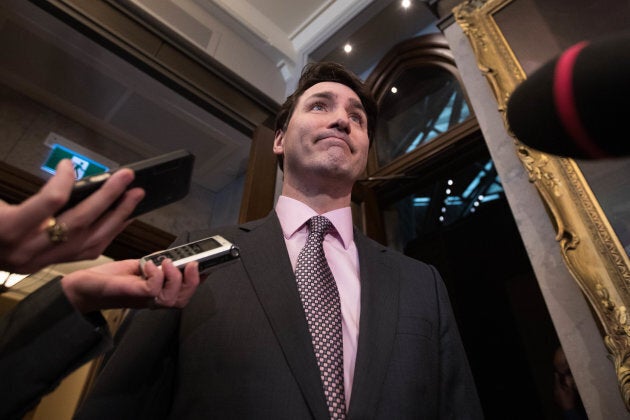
[0,258,200,420]
[0,159,201,418]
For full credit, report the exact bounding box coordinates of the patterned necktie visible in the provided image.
[295,216,347,419]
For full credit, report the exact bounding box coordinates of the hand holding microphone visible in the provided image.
[506,32,630,159]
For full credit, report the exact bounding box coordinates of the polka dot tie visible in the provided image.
[295,216,347,419]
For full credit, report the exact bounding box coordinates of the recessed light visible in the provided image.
[391,86,398,94]
[402,0,411,9]
[343,44,352,53]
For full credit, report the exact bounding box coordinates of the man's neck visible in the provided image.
[281,180,353,215]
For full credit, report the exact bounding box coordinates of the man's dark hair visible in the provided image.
[275,62,378,143]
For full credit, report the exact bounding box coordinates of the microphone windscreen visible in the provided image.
[506,32,630,159]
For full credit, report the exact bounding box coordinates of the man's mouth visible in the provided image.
[316,133,352,151]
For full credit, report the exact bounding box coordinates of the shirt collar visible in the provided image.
[276,195,354,250]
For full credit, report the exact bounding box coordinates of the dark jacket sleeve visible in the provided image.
[0,278,111,420]
[74,308,181,420]
[431,265,484,419]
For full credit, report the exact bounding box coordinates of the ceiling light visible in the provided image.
[402,0,411,9]
[343,44,352,53]
[391,86,398,94]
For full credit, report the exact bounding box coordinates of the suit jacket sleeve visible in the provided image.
[0,278,111,420]
[432,265,483,419]
[74,308,181,420]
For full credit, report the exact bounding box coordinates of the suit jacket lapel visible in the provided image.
[237,213,330,420]
[348,231,400,419]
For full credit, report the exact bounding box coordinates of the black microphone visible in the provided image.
[506,33,630,159]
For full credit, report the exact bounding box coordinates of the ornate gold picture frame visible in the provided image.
[453,0,630,408]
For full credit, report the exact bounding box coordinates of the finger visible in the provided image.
[177,262,200,306]
[104,187,145,223]
[66,168,136,224]
[14,160,75,232]
[142,260,165,296]
[86,188,145,241]
[158,259,183,306]
[105,259,142,275]
[182,261,200,290]
[67,189,144,261]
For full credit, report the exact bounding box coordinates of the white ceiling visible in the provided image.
[208,0,338,38]
[197,0,373,50]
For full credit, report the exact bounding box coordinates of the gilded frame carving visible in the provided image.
[454,0,630,408]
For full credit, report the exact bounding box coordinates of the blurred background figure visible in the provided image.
[553,346,588,420]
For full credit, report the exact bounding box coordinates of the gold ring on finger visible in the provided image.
[46,217,68,244]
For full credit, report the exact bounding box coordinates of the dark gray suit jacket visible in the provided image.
[77,212,482,419]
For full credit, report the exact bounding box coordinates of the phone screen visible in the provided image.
[146,237,222,266]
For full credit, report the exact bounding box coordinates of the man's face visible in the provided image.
[273,81,370,186]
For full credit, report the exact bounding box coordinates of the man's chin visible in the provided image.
[318,165,361,183]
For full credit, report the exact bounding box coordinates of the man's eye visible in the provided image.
[311,102,326,111]
[349,114,364,124]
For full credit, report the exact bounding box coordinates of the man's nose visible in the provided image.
[330,113,350,133]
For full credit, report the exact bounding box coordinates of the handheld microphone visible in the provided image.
[506,33,630,159]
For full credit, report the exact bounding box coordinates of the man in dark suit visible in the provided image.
[77,62,482,419]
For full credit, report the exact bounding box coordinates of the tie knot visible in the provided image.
[308,215,333,238]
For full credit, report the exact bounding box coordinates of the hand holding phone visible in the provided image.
[0,160,144,274]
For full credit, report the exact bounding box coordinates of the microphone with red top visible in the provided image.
[506,33,630,159]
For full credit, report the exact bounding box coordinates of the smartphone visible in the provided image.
[139,235,240,275]
[58,149,195,218]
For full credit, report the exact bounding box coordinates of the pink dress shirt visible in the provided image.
[275,195,361,406]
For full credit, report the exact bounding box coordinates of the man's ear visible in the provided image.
[273,129,284,156]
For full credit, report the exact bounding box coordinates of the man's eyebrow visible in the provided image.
[348,98,366,114]
[306,91,366,114]
[305,91,335,102]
